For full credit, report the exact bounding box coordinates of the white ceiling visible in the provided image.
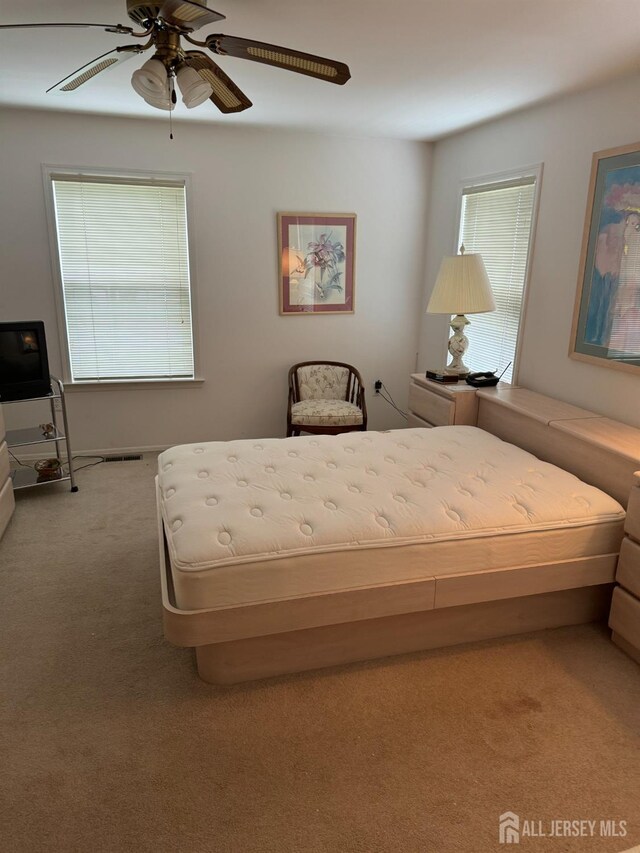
[1,0,640,140]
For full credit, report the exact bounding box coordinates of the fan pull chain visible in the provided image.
[169,72,177,140]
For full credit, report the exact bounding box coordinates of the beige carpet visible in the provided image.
[1,455,639,853]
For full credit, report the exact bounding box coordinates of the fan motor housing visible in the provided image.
[127,1,162,26]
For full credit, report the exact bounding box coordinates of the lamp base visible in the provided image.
[446,313,471,376]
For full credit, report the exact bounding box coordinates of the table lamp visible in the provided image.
[426,245,495,376]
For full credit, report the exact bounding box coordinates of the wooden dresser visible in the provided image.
[609,475,640,665]
[0,405,15,540]
[408,374,480,428]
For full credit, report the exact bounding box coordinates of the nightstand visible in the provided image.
[408,374,480,427]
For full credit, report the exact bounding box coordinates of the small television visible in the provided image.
[0,321,52,402]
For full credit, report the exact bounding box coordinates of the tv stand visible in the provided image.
[4,376,77,492]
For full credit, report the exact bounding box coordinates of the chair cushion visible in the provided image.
[291,399,363,426]
[296,364,349,401]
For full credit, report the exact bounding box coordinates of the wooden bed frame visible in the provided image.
[159,387,640,684]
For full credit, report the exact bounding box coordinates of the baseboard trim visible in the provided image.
[11,444,170,461]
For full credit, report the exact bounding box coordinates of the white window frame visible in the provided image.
[42,164,203,391]
[452,163,543,385]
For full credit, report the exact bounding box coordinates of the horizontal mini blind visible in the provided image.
[458,177,537,383]
[51,176,194,381]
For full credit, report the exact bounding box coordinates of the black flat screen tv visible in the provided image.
[0,321,52,401]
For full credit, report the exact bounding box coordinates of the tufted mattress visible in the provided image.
[158,427,625,610]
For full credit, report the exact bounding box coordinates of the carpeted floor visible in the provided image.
[1,454,639,853]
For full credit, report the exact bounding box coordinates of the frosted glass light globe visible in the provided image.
[177,65,213,108]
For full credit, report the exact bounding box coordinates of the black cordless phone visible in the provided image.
[465,362,511,388]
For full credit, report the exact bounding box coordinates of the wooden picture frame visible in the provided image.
[278,212,356,314]
[570,142,640,374]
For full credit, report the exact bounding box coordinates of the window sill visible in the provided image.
[63,378,205,392]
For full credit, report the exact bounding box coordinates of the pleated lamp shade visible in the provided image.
[426,252,496,314]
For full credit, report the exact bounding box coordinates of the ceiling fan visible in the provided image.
[0,0,351,113]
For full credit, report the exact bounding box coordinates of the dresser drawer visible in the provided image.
[407,412,434,429]
[617,537,640,599]
[609,586,640,653]
[408,383,454,427]
[0,475,15,541]
[625,480,640,542]
[0,441,9,485]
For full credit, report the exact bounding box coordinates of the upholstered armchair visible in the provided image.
[287,361,367,436]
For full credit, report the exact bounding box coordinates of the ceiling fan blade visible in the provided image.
[46,45,144,94]
[206,35,351,85]
[159,0,225,31]
[0,22,134,34]
[184,51,252,113]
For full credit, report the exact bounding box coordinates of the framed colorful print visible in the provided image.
[278,213,356,314]
[570,142,640,374]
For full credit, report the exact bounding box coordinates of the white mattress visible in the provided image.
[158,427,625,609]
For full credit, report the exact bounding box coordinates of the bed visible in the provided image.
[157,387,640,684]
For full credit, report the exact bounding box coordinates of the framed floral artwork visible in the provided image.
[278,213,356,314]
[570,142,640,374]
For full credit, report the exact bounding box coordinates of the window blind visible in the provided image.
[458,177,536,383]
[51,176,195,382]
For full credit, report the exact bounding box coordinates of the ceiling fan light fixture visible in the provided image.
[131,57,172,108]
[7,4,351,117]
[176,65,213,108]
[143,91,175,110]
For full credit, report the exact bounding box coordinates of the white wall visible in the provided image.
[418,71,640,427]
[0,109,431,452]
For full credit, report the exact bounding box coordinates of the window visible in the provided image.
[457,170,540,383]
[49,172,195,383]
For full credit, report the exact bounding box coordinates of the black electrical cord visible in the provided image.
[64,455,106,473]
[9,450,105,474]
[378,383,408,419]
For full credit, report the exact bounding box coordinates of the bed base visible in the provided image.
[159,388,640,684]
[194,585,612,684]
[159,499,616,683]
